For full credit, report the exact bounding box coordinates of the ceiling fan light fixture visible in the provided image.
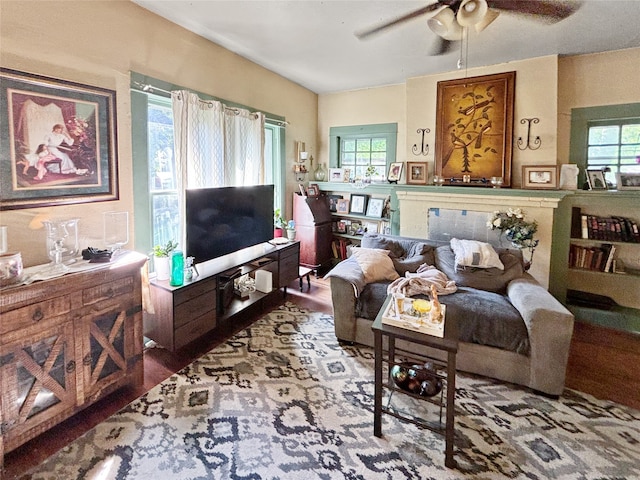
[427,7,463,41]
[457,0,489,27]
[475,8,499,33]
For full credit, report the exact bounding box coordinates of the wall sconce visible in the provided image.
[293,141,308,181]
[517,118,541,150]
[412,128,431,156]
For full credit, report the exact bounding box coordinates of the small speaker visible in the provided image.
[255,270,273,293]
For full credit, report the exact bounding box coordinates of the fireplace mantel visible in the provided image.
[396,187,571,288]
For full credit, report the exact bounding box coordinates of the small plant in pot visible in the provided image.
[153,240,178,281]
[274,208,286,238]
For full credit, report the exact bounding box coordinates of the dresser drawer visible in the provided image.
[173,277,217,307]
[0,295,73,336]
[174,308,217,350]
[174,289,217,329]
[83,276,134,305]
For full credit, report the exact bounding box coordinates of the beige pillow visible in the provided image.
[450,238,504,270]
[350,247,400,283]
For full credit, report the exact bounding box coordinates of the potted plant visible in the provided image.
[274,208,286,237]
[364,165,378,183]
[285,219,296,241]
[153,240,178,281]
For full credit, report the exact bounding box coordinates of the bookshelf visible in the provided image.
[555,191,640,315]
[315,182,397,262]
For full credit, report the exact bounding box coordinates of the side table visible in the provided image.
[372,296,459,468]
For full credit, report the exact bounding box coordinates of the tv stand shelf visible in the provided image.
[144,241,299,351]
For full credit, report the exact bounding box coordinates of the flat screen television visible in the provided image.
[186,184,274,264]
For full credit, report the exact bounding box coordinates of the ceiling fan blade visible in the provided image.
[356,2,447,39]
[487,0,581,22]
[427,36,457,56]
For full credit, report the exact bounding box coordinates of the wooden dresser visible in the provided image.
[0,251,147,463]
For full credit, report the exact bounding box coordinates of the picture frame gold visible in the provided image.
[1,68,118,210]
[435,71,515,187]
[336,198,350,214]
[407,162,428,185]
[522,165,558,189]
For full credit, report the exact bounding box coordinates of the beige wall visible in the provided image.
[318,55,559,187]
[317,84,407,167]
[556,47,640,164]
[0,0,318,266]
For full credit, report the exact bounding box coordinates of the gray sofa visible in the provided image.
[326,233,574,397]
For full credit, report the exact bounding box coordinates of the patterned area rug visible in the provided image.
[28,303,639,479]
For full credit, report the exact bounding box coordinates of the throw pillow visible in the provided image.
[350,247,400,284]
[361,233,436,275]
[450,238,504,270]
[435,245,524,293]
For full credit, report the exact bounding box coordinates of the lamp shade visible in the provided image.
[457,0,488,27]
[427,7,463,41]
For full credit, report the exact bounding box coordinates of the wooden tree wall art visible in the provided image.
[435,71,515,187]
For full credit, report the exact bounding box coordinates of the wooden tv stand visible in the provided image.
[144,241,300,352]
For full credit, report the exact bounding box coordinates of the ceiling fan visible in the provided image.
[356,0,581,54]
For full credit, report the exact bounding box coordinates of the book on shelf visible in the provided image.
[571,208,639,243]
[569,242,616,272]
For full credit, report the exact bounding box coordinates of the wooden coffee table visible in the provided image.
[372,295,459,468]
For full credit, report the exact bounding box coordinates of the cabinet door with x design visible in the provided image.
[0,251,147,459]
[0,318,77,452]
[77,270,143,404]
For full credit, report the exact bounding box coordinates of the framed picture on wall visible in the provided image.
[0,68,119,210]
[407,162,428,185]
[435,71,515,187]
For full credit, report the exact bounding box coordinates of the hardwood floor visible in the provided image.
[3,273,638,478]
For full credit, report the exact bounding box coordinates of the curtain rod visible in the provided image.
[132,81,289,127]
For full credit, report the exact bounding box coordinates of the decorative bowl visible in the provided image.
[0,252,23,287]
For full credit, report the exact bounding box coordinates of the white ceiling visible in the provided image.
[133,0,640,94]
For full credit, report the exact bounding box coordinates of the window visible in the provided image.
[329,124,397,181]
[131,74,285,263]
[570,103,640,188]
[587,121,640,184]
[147,98,180,250]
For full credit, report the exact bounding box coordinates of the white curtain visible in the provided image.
[224,108,265,185]
[171,90,265,188]
[171,90,266,248]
